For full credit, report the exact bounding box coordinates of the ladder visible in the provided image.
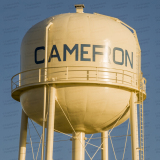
[138,78,144,160]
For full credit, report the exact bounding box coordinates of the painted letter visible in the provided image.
[81,44,91,61]
[63,44,78,61]
[35,46,45,64]
[48,45,61,62]
[113,47,124,65]
[93,45,104,62]
[125,50,133,69]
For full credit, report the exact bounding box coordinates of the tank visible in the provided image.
[12,7,143,134]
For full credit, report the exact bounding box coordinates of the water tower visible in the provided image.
[11,4,146,160]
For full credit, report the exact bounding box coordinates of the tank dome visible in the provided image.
[13,10,141,133]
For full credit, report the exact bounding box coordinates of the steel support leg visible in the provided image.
[101,131,108,160]
[72,132,85,160]
[41,85,47,160]
[45,85,55,160]
[18,109,28,160]
[130,92,139,160]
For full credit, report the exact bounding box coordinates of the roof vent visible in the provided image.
[75,4,85,13]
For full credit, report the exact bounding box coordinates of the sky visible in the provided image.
[0,0,160,160]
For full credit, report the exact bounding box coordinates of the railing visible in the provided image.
[11,66,146,93]
[140,77,146,92]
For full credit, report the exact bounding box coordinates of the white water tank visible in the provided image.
[11,6,145,134]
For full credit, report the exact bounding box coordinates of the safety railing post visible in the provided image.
[87,70,89,80]
[116,72,117,83]
[133,73,134,87]
[96,67,98,81]
[122,70,124,84]
[19,73,21,87]
[39,68,41,82]
[66,67,68,80]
